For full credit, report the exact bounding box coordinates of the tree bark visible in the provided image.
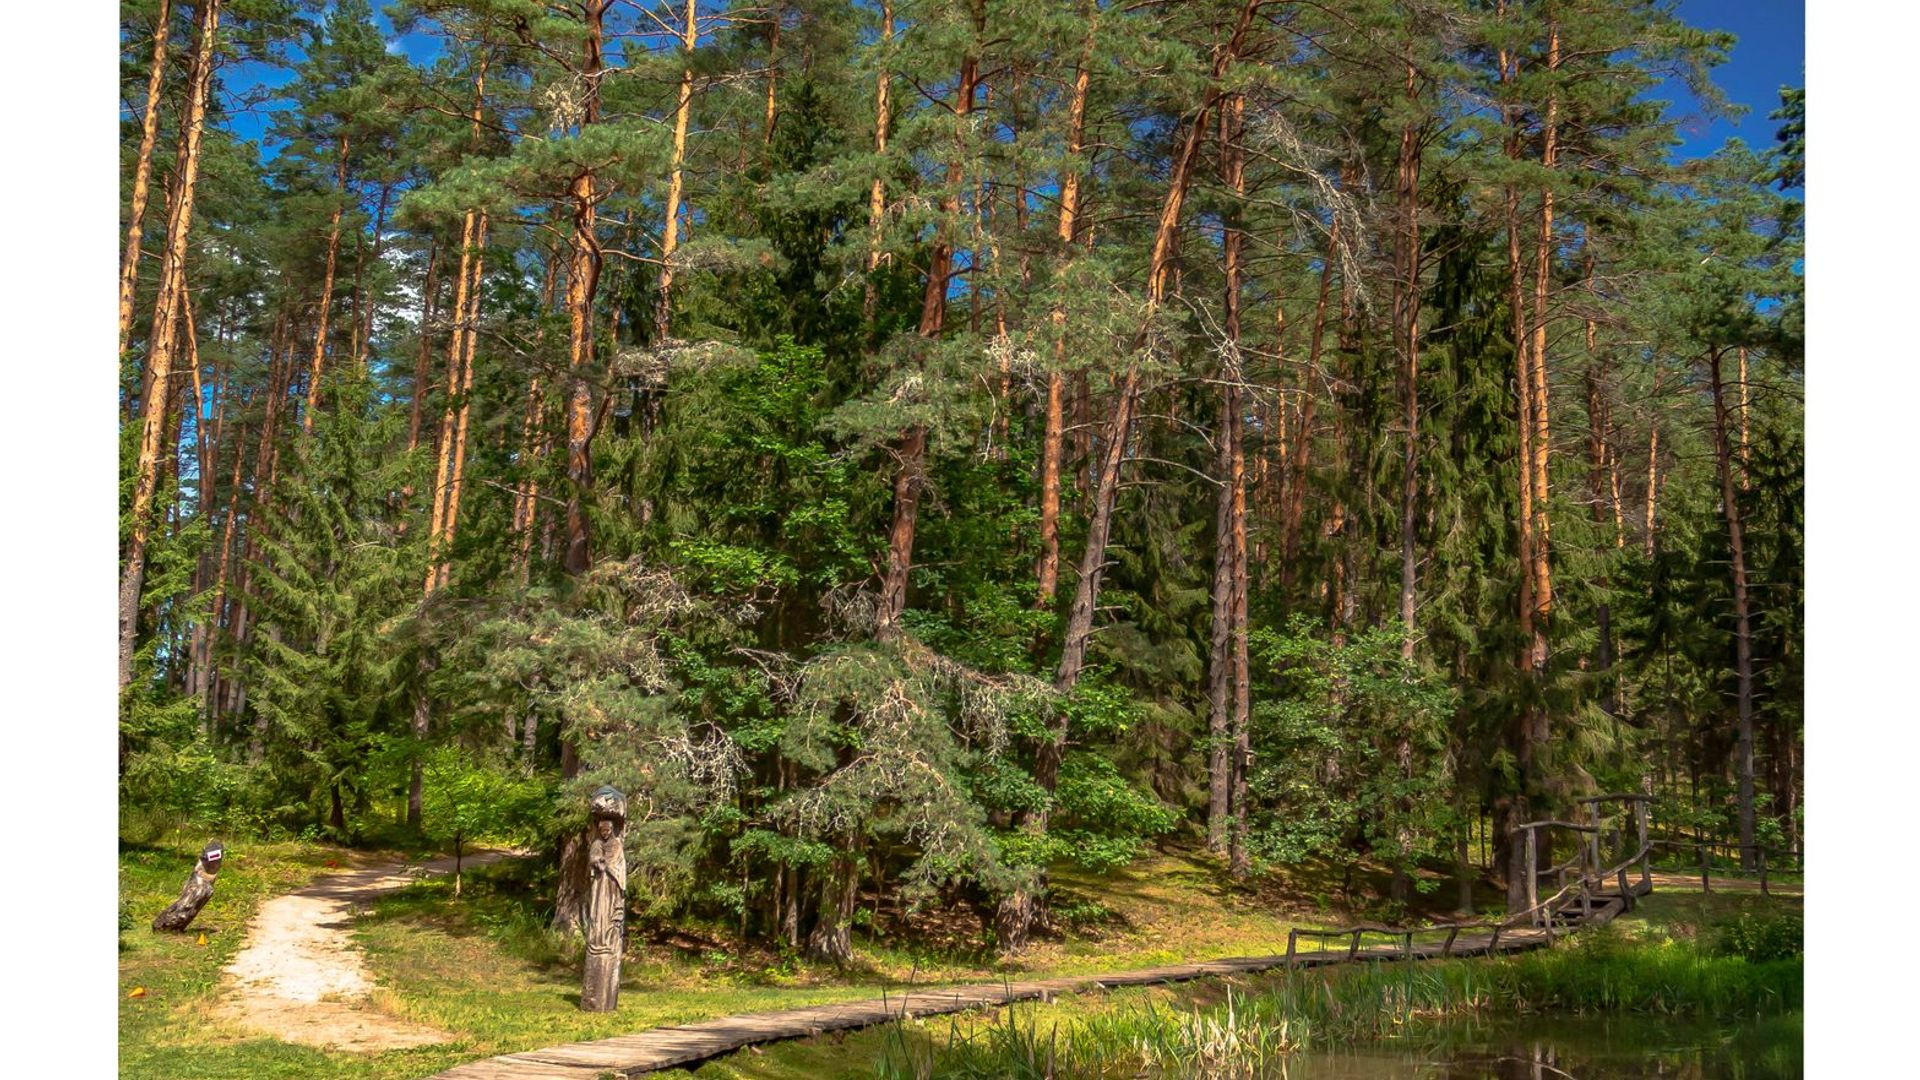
[1000,0,1263,951]
[120,0,221,694]
[1396,56,1424,659]
[877,5,980,634]
[1207,94,1247,855]
[406,237,441,454]
[119,0,173,356]
[655,0,699,342]
[1708,347,1757,870]
[862,2,894,323]
[805,850,861,964]
[152,849,220,932]
[1035,6,1096,610]
[302,135,350,433]
[1281,216,1340,591]
[562,6,607,578]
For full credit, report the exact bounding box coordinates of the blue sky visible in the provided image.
[206,1,1805,168]
[1665,0,1805,161]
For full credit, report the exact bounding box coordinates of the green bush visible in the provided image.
[1712,912,1803,963]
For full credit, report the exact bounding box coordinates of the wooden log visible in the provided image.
[1348,929,1361,961]
[153,841,224,932]
[1442,926,1459,958]
[1285,929,1296,971]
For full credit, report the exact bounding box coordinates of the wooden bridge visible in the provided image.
[430,794,1750,1079]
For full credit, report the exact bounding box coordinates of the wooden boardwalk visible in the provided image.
[431,898,1629,1080]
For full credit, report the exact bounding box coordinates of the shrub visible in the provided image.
[1712,912,1803,963]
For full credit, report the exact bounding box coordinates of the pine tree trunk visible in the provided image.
[1227,349,1251,880]
[1281,218,1340,591]
[655,0,698,342]
[1206,402,1234,854]
[1738,345,1752,487]
[1708,347,1758,870]
[1221,93,1252,878]
[407,238,441,455]
[562,7,607,578]
[302,135,350,433]
[120,0,221,694]
[119,0,173,356]
[353,181,391,366]
[1001,0,1262,950]
[805,849,861,964]
[1035,8,1096,609]
[434,213,487,591]
[1526,20,1560,656]
[1645,365,1662,555]
[762,5,782,144]
[1207,94,1247,855]
[862,2,893,323]
[414,58,492,821]
[1395,58,1423,659]
[1585,351,1618,717]
[877,12,979,634]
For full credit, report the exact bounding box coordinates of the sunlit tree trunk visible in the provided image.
[656,0,699,342]
[763,4,782,144]
[1644,366,1662,555]
[1001,0,1263,951]
[118,0,173,357]
[1036,7,1096,610]
[120,0,221,694]
[553,3,609,935]
[863,2,893,323]
[302,135,350,433]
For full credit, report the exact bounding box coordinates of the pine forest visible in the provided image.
[117,0,1804,972]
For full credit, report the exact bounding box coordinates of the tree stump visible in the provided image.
[153,841,224,932]
[580,786,628,1012]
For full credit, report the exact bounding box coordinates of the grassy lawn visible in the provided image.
[674,872,1807,1078]
[122,831,1784,1079]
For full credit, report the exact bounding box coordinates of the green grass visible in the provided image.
[677,888,1805,1079]
[121,833,1799,1079]
[118,833,430,1080]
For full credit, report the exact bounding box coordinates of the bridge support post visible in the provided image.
[1285,929,1297,972]
[1700,843,1712,894]
[1759,848,1770,897]
[1634,801,1651,893]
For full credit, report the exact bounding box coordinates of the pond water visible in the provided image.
[1266,1013,1802,1079]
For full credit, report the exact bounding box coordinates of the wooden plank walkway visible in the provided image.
[431,897,1635,1080]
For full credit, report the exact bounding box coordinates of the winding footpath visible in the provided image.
[215,850,515,1052]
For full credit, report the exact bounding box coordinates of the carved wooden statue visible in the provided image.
[153,841,224,932]
[580,786,628,1012]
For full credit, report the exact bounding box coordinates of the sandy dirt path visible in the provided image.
[216,849,517,1052]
